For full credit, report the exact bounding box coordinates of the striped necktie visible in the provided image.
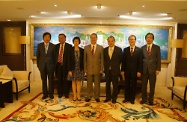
[58,45,63,63]
[147,46,151,56]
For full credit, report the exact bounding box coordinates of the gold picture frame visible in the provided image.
[29,23,173,63]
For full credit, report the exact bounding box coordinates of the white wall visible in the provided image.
[25,19,177,86]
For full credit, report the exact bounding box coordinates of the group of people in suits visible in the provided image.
[36,32,161,106]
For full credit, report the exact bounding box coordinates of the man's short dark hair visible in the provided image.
[90,33,97,38]
[43,32,51,39]
[58,33,66,38]
[145,33,154,40]
[107,36,115,41]
[128,35,136,40]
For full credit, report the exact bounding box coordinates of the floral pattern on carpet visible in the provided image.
[2,94,187,122]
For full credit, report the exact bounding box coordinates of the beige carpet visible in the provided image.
[1,91,187,122]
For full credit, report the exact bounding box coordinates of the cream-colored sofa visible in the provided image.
[0,65,13,80]
[0,65,31,100]
[171,77,187,109]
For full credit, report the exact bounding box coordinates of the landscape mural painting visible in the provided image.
[30,24,173,63]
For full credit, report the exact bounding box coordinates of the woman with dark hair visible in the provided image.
[68,36,84,101]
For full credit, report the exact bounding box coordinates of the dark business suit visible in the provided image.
[70,47,84,71]
[36,42,56,97]
[141,44,161,103]
[121,46,142,102]
[104,46,122,101]
[55,43,72,97]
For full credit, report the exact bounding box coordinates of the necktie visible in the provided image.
[148,46,150,56]
[58,45,63,63]
[92,46,94,55]
[45,43,48,54]
[109,48,113,59]
[130,47,133,56]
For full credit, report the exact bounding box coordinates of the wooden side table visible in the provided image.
[0,80,13,108]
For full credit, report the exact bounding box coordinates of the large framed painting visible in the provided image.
[30,24,173,63]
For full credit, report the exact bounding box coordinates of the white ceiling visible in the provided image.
[0,0,187,23]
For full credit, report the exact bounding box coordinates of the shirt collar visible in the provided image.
[109,46,114,50]
[44,42,49,45]
[147,43,153,48]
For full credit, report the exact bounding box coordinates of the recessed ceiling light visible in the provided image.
[119,15,173,20]
[30,15,36,18]
[142,5,145,8]
[17,7,24,10]
[67,10,71,15]
[54,4,57,7]
[159,13,168,16]
[129,11,133,15]
[7,20,11,21]
[58,14,81,18]
[40,11,47,14]
[97,4,101,9]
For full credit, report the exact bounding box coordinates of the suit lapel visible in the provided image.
[106,47,110,60]
[133,46,138,55]
[110,46,116,60]
[94,44,98,56]
[42,42,47,55]
[126,47,131,56]
[144,45,149,57]
[88,45,92,55]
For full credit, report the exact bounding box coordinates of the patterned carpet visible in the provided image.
[2,93,187,122]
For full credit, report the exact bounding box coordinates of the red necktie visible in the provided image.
[58,45,63,63]
[130,48,133,56]
[148,46,150,56]
[92,46,94,55]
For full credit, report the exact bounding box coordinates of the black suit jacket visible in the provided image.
[104,46,122,75]
[36,42,56,72]
[141,44,161,74]
[55,43,72,74]
[121,46,142,77]
[70,47,84,71]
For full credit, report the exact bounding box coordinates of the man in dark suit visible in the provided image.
[121,35,142,104]
[104,36,122,104]
[36,32,56,99]
[84,33,104,102]
[140,33,161,105]
[55,33,72,98]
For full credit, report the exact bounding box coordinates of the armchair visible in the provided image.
[171,77,187,109]
[12,71,31,100]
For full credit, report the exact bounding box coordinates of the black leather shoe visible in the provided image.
[49,95,54,99]
[58,94,62,98]
[122,99,129,103]
[77,99,81,101]
[140,100,146,104]
[85,98,91,102]
[130,101,134,104]
[112,100,116,104]
[149,101,154,106]
[73,99,76,102]
[42,95,48,99]
[104,99,111,103]
[95,99,100,102]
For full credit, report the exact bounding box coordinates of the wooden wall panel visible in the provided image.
[175,24,187,76]
[0,21,26,70]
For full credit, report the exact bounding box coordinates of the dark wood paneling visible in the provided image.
[175,24,187,76]
[0,21,26,70]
